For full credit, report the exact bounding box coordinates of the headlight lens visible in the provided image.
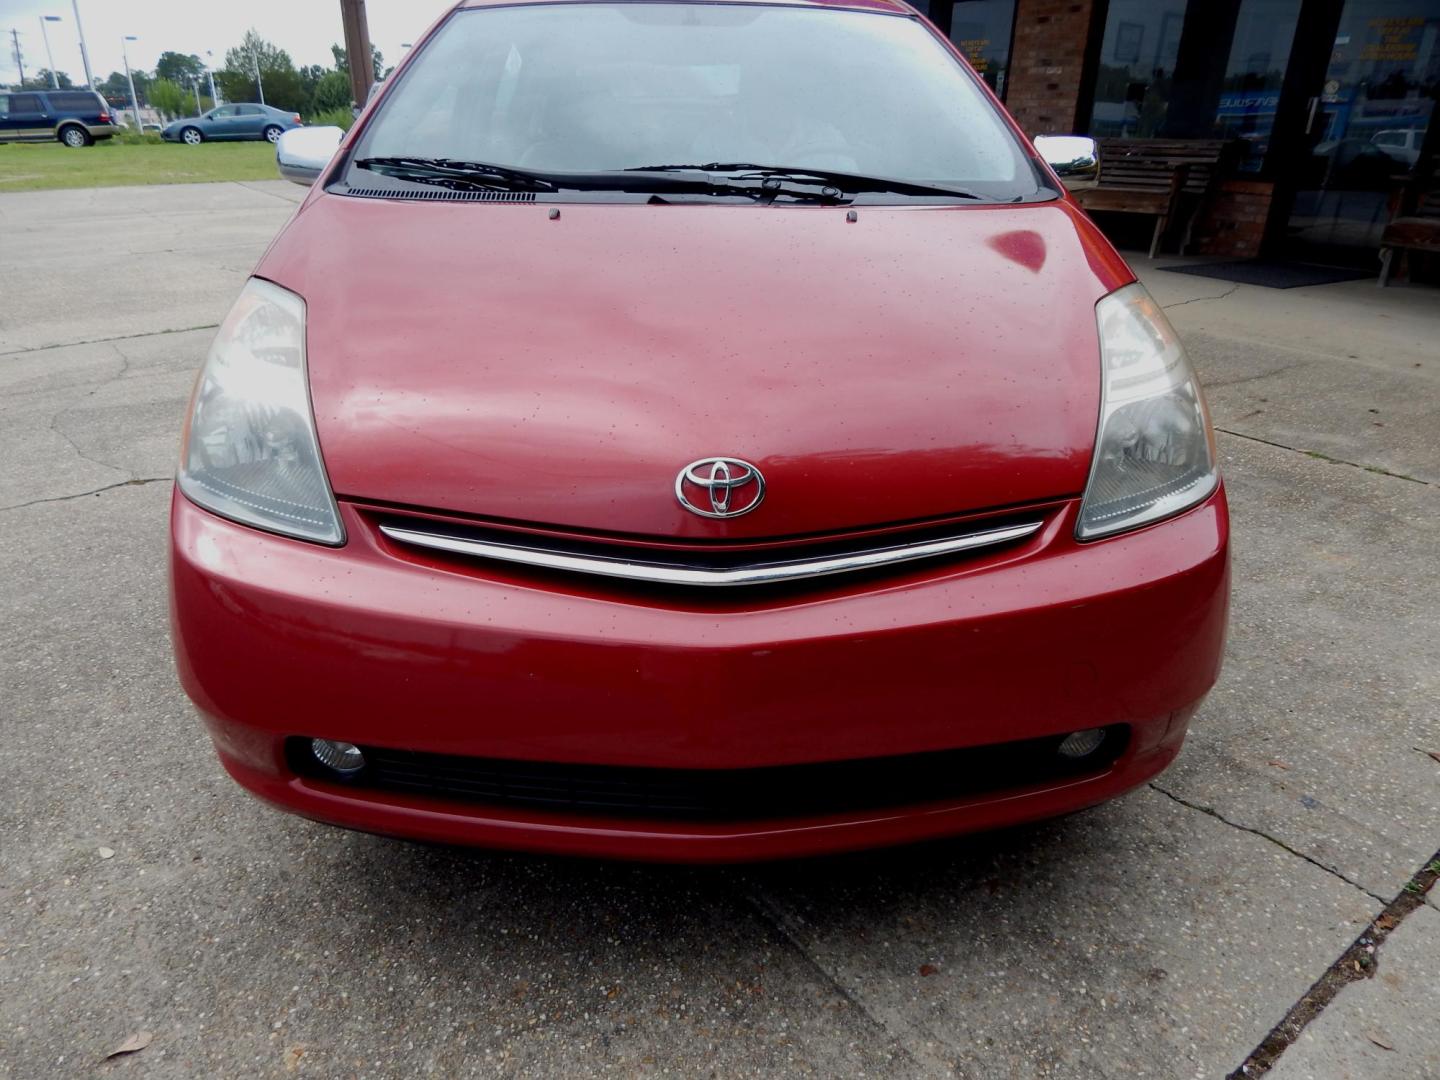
[1077,283,1218,540]
[178,278,344,545]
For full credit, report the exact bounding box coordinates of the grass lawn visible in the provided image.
[0,139,279,192]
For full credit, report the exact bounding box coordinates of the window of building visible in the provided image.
[1088,0,1302,172]
[948,0,1017,97]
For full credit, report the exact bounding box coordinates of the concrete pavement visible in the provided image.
[1,182,1437,1078]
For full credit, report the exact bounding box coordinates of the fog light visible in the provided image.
[311,738,365,775]
[1057,728,1107,759]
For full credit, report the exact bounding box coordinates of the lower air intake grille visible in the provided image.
[289,727,1128,821]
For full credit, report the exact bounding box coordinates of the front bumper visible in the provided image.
[171,489,1229,861]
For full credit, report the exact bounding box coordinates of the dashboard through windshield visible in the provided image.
[349,3,1049,204]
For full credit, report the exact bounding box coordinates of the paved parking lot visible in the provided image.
[2,182,1437,1079]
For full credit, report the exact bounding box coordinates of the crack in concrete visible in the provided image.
[1227,850,1440,1078]
[0,323,219,359]
[47,413,131,480]
[40,345,146,482]
[0,476,171,513]
[1163,283,1242,309]
[234,180,306,206]
[1214,428,1431,486]
[109,341,133,380]
[740,885,957,1076]
[1149,783,1388,905]
[1204,362,1301,389]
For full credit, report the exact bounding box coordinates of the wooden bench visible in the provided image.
[1378,177,1440,286]
[1073,139,1232,258]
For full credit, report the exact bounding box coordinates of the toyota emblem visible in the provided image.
[675,457,766,519]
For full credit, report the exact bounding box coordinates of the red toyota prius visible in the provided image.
[169,0,1228,861]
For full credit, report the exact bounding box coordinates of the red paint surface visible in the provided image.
[259,199,1130,539]
[171,488,1228,859]
[170,2,1222,860]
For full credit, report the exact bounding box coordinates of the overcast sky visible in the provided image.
[1,0,454,86]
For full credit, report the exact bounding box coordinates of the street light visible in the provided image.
[205,50,218,106]
[252,48,265,105]
[70,0,92,89]
[122,34,140,133]
[39,15,62,89]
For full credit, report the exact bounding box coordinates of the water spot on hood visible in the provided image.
[986,229,1046,274]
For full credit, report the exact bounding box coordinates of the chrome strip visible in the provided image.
[379,520,1043,588]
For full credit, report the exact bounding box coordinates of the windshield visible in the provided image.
[353,3,1044,201]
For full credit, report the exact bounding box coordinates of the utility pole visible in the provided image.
[10,29,25,87]
[40,16,62,88]
[122,35,140,132]
[339,0,375,108]
[71,0,92,89]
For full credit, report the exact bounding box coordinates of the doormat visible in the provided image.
[1157,261,1373,289]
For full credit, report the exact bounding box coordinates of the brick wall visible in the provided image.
[1003,0,1097,136]
[1190,181,1273,258]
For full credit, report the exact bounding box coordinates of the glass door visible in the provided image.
[1280,0,1440,261]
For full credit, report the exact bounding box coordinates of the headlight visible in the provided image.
[178,278,344,545]
[1077,283,1218,540]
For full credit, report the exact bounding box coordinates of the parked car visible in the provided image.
[161,103,302,145]
[1370,128,1423,168]
[0,88,116,146]
[172,0,1229,861]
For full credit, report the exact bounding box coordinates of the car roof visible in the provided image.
[456,0,920,17]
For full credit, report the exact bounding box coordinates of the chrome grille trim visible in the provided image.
[379,519,1043,587]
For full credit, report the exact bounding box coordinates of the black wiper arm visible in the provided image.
[355,156,557,192]
[354,157,753,198]
[355,158,849,203]
[626,162,986,200]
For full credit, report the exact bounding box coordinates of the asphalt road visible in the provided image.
[2,182,1437,1079]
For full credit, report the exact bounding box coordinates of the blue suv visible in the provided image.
[0,89,117,147]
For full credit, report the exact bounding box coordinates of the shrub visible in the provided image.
[307,107,355,131]
[312,71,352,114]
[111,128,163,145]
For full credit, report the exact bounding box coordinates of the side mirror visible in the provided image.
[276,125,344,187]
[1034,135,1100,190]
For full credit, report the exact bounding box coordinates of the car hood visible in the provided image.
[258,194,1131,539]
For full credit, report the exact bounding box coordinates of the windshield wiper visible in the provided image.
[355,156,557,193]
[353,157,867,204]
[625,163,988,201]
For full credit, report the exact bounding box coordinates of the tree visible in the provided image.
[312,69,351,113]
[149,78,189,121]
[97,69,150,105]
[213,68,253,105]
[155,51,205,87]
[218,30,305,109]
[259,68,307,113]
[330,42,384,82]
[21,69,74,90]
[224,30,293,81]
